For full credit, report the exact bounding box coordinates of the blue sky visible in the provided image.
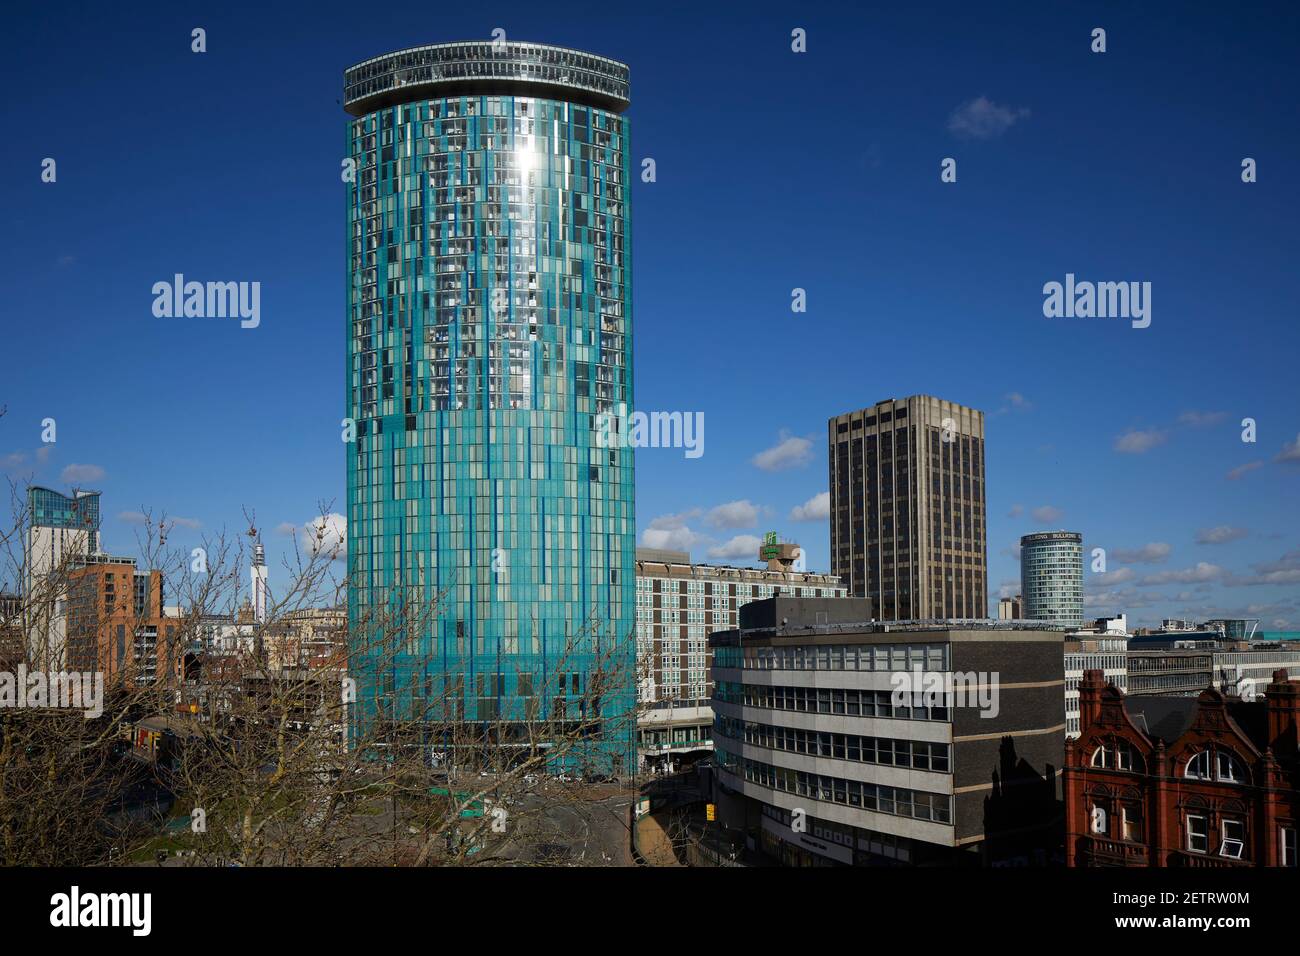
[2,0,1298,628]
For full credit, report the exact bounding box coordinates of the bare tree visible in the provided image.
[0,486,646,867]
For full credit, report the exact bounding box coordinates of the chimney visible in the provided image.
[1265,669,1299,756]
[1079,668,1106,733]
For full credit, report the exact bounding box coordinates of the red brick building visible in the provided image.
[1064,668,1300,867]
[66,558,176,687]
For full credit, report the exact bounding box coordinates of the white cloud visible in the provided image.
[641,510,707,552]
[790,492,830,522]
[1253,551,1300,574]
[1007,504,1024,518]
[1114,429,1167,454]
[1031,505,1063,523]
[642,528,698,551]
[1113,542,1171,565]
[1227,461,1264,480]
[1195,525,1248,545]
[61,463,105,484]
[1178,410,1227,428]
[1139,562,1223,586]
[994,394,1034,416]
[947,96,1030,139]
[300,513,347,559]
[707,535,762,561]
[1223,554,1300,586]
[1238,570,1300,588]
[1092,568,1136,586]
[1083,586,1161,610]
[1276,433,1300,464]
[707,500,761,529]
[751,431,813,472]
[119,511,200,532]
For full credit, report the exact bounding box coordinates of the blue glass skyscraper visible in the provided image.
[343,42,635,772]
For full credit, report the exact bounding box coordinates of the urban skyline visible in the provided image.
[6,0,1300,920]
[6,3,1298,634]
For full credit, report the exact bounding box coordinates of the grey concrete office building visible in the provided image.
[829,396,987,621]
[1020,531,1083,628]
[709,598,1064,866]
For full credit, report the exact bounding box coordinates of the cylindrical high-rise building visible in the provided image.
[1020,531,1083,628]
[343,42,635,772]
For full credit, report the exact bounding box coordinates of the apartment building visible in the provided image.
[635,547,844,770]
[66,555,175,686]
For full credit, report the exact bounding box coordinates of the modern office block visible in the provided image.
[710,598,1064,866]
[1020,531,1083,629]
[829,396,987,620]
[1064,636,1128,737]
[343,41,635,771]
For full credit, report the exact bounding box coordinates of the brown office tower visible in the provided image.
[829,396,987,620]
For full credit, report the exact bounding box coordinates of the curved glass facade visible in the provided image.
[344,42,634,771]
[1020,531,1083,628]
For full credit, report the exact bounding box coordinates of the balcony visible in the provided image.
[1170,850,1252,868]
[1081,836,1148,866]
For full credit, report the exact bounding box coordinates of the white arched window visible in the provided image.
[1185,750,1213,779]
[1090,740,1141,772]
[1183,748,1248,783]
[1216,749,1247,782]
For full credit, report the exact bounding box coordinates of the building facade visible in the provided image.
[1126,649,1215,697]
[634,548,845,769]
[1214,644,1300,699]
[1206,618,1260,641]
[1064,668,1300,867]
[260,606,348,671]
[343,41,635,772]
[1065,636,1128,738]
[828,396,987,621]
[1020,531,1083,629]
[25,487,102,669]
[709,598,1064,866]
[66,556,174,686]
